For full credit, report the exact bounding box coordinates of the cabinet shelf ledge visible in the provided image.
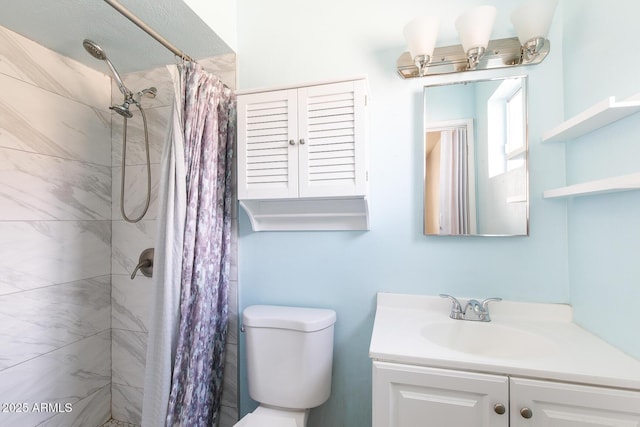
[239,197,370,231]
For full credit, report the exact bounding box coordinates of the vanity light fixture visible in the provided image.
[511,0,558,63]
[455,5,497,71]
[398,0,558,79]
[403,15,440,77]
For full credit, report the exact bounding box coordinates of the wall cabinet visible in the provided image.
[238,79,367,200]
[373,361,640,427]
[237,78,369,231]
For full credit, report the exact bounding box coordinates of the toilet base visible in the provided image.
[233,405,309,427]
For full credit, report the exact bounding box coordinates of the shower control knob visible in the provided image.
[493,403,506,415]
[520,407,533,419]
[131,248,154,279]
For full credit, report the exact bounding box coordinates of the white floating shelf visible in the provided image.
[543,173,640,199]
[542,94,640,143]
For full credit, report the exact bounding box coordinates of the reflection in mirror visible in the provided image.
[424,76,529,236]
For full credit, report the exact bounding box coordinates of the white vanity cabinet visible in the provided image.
[373,362,509,427]
[510,377,640,426]
[370,293,640,427]
[372,362,640,427]
[236,78,370,231]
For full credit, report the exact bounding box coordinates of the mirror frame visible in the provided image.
[423,75,530,237]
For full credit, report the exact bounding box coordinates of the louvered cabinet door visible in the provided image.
[237,89,299,199]
[298,80,368,198]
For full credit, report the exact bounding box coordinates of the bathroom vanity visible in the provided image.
[369,293,640,426]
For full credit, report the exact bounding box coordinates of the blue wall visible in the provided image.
[563,0,640,359]
[237,1,569,425]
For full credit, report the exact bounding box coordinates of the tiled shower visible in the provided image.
[0,25,239,427]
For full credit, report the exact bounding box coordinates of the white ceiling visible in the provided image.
[0,0,233,74]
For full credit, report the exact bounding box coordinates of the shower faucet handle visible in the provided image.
[131,248,154,279]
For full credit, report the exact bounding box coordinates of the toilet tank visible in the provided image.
[242,305,336,409]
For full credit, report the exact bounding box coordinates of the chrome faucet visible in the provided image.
[440,294,502,322]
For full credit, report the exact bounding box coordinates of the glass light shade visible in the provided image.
[455,5,497,53]
[510,0,558,44]
[403,16,440,59]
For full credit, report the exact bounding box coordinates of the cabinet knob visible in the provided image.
[493,403,506,415]
[299,138,306,145]
[289,139,295,146]
[520,407,533,419]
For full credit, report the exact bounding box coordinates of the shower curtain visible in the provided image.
[142,61,236,427]
[439,128,470,235]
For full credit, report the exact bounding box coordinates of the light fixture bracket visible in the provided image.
[414,54,432,76]
[465,46,486,71]
[397,36,550,79]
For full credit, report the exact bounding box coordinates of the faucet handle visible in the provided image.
[479,298,502,321]
[481,297,502,311]
[440,294,464,319]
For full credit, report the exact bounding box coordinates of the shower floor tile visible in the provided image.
[100,419,139,427]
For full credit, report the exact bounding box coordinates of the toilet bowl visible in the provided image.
[233,305,336,427]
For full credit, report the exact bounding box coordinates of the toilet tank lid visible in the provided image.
[243,305,336,332]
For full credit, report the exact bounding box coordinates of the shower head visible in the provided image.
[82,39,107,61]
[110,102,134,119]
[82,39,131,97]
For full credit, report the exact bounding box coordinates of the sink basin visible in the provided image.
[421,321,553,359]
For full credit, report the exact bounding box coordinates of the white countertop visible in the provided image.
[369,293,640,390]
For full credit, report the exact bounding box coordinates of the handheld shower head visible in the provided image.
[82,39,108,61]
[82,39,131,97]
[110,102,134,119]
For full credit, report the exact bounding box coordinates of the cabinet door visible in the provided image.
[511,377,640,426]
[298,80,368,198]
[237,89,299,199]
[373,361,509,427]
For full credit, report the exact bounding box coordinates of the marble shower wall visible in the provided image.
[110,55,238,426]
[0,25,112,427]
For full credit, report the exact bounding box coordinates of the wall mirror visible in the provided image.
[423,76,529,236]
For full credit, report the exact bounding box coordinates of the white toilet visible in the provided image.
[234,305,337,427]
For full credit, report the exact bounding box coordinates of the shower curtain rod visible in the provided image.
[103,0,194,62]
